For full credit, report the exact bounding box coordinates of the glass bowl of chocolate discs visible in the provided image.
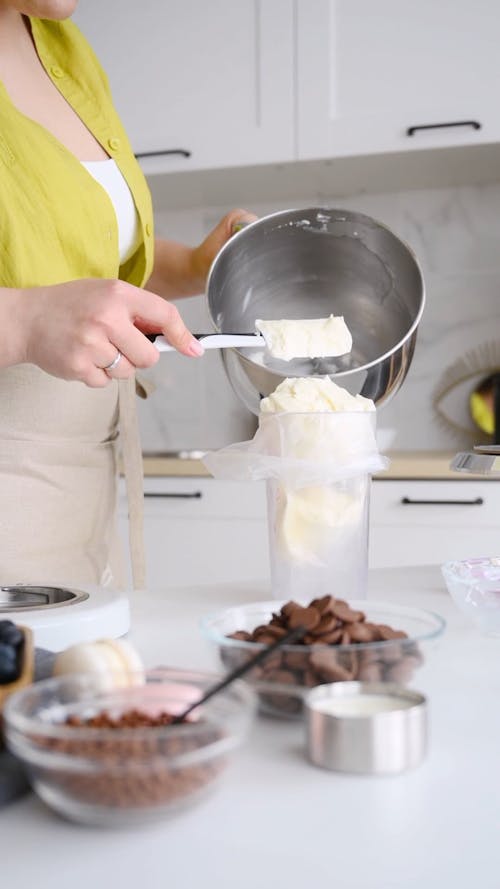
[202,597,445,718]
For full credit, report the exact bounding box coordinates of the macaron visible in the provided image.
[53,638,145,689]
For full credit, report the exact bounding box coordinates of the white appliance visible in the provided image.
[0,585,130,652]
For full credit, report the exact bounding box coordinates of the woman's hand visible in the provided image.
[15,277,203,387]
[190,208,258,289]
[147,208,258,300]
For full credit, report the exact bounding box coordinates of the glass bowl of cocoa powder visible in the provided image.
[3,667,255,826]
[202,597,445,718]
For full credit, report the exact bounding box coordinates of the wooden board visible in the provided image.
[0,627,34,710]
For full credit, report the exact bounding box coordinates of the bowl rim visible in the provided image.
[3,666,255,756]
[441,556,500,580]
[200,598,446,653]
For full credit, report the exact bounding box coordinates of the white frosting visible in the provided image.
[255,315,353,362]
[260,376,375,414]
[260,377,376,563]
[277,485,366,563]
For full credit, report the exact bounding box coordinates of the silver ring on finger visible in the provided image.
[103,349,122,373]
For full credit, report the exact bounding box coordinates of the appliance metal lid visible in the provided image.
[0,585,89,612]
[0,585,130,651]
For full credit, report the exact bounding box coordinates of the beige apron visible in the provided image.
[0,363,145,590]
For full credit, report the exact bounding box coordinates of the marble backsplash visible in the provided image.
[137,180,500,453]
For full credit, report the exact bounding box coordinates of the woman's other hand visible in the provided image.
[147,208,258,300]
[15,277,203,387]
[190,208,258,288]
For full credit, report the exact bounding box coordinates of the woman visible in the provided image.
[0,0,255,589]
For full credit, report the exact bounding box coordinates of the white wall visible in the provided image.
[137,179,500,453]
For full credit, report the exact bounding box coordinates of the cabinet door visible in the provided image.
[73,1,294,173]
[297,0,500,160]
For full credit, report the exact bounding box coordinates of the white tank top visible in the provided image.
[81,158,141,265]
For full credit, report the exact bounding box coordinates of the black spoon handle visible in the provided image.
[146,333,256,341]
[172,625,305,724]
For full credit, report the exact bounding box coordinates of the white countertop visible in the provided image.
[3,566,500,889]
[140,451,498,481]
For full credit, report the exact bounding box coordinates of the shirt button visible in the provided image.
[107,137,121,152]
[145,222,152,237]
[50,65,64,78]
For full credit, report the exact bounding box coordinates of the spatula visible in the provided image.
[147,315,353,359]
[147,332,266,352]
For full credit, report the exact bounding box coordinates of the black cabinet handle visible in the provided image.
[401,496,484,506]
[144,491,202,499]
[134,148,191,159]
[407,121,481,137]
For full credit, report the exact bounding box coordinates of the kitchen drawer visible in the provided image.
[370,479,500,569]
[118,478,269,588]
[371,480,500,528]
[119,478,267,520]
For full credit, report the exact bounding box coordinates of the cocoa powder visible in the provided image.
[37,708,225,810]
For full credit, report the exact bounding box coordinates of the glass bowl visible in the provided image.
[3,667,255,826]
[442,557,500,635]
[201,600,445,719]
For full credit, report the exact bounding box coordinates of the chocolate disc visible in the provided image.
[348,622,378,643]
[310,595,336,614]
[288,605,321,631]
[309,614,338,636]
[331,600,365,623]
[309,648,353,682]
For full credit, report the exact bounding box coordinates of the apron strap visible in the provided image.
[118,377,146,590]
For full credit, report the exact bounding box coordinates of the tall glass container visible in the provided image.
[266,475,371,601]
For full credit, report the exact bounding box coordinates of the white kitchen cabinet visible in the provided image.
[73,0,500,176]
[370,479,500,569]
[118,477,269,589]
[296,0,500,161]
[119,476,500,589]
[73,1,294,174]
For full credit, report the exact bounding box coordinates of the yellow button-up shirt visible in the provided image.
[0,15,154,289]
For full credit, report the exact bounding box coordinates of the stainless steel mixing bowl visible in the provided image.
[206,208,425,414]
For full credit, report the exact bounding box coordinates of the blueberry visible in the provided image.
[0,620,23,648]
[0,641,20,684]
[0,620,15,635]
